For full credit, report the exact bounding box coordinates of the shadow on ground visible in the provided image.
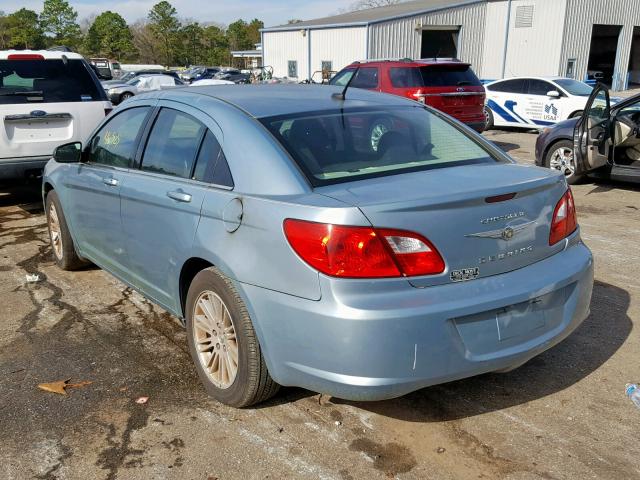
[334,280,631,422]
[0,182,43,212]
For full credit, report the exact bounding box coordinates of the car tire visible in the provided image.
[185,267,279,407]
[45,190,88,270]
[544,140,583,185]
[570,110,583,119]
[484,106,494,130]
[119,92,133,103]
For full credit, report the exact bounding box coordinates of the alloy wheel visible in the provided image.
[370,123,389,152]
[549,146,576,178]
[192,291,238,389]
[48,203,63,260]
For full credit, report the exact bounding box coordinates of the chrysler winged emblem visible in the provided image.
[465,221,535,241]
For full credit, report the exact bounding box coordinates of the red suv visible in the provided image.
[330,59,486,132]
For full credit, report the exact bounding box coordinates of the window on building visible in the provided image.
[566,59,577,79]
[515,5,534,28]
[288,60,298,78]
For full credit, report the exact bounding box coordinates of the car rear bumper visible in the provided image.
[464,121,486,133]
[238,241,593,401]
[0,157,50,181]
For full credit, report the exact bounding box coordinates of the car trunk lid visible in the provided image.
[316,163,568,287]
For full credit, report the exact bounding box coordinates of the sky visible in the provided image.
[1,0,353,27]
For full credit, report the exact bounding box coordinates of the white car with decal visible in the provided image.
[484,77,594,130]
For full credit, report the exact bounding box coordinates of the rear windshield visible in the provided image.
[260,106,501,186]
[0,59,105,104]
[390,65,482,88]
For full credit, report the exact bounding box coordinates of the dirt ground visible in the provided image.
[1,129,639,480]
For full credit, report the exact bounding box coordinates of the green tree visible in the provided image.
[148,1,180,66]
[245,19,263,46]
[0,12,11,49]
[201,24,229,66]
[226,19,251,51]
[85,11,135,59]
[6,9,45,49]
[39,0,82,48]
[177,22,204,66]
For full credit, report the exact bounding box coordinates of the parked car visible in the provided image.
[190,79,235,86]
[214,68,250,84]
[330,58,486,133]
[484,77,599,131]
[104,74,184,104]
[0,50,111,181]
[536,83,640,184]
[89,57,122,80]
[102,69,181,88]
[42,85,593,407]
[180,66,206,82]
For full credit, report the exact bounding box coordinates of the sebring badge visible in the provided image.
[479,245,534,264]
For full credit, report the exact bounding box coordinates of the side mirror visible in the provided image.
[53,142,83,163]
[547,90,561,98]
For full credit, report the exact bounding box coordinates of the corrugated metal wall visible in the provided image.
[562,0,640,90]
[262,30,309,80]
[309,28,367,80]
[367,2,487,73]
[502,0,568,78]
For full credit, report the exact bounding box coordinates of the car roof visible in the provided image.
[0,49,85,60]
[148,84,417,118]
[347,58,469,68]
[487,76,571,85]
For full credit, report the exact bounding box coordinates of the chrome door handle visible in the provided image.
[167,190,192,203]
[103,177,119,186]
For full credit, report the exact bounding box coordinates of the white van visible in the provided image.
[0,50,112,181]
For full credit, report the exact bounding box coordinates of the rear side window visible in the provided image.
[141,109,205,178]
[0,59,105,104]
[487,79,527,93]
[89,107,150,168]
[192,130,234,187]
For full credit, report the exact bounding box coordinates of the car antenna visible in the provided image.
[332,66,360,101]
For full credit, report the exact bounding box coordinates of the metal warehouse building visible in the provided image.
[261,0,640,91]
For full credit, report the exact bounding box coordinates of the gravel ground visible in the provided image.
[1,129,639,480]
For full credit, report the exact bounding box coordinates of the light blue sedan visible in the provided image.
[42,85,593,407]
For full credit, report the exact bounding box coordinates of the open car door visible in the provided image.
[573,84,612,175]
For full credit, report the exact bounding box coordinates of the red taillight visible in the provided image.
[283,219,445,278]
[549,189,577,245]
[7,54,45,60]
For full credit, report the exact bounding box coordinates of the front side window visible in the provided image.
[527,79,556,96]
[261,106,502,186]
[0,58,105,104]
[88,107,150,167]
[141,109,205,178]
[351,67,379,89]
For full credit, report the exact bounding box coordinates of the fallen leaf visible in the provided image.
[38,378,92,395]
[136,396,149,404]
